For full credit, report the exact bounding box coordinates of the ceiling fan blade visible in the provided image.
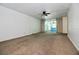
[47,13,50,14]
[42,11,50,16]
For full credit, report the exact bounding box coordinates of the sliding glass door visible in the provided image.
[45,19,57,33]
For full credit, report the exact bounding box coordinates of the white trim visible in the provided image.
[0,32,41,42]
[67,34,79,51]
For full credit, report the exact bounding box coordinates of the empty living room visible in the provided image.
[0,2,79,55]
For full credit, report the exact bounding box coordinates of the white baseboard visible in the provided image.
[67,34,79,51]
[0,32,41,42]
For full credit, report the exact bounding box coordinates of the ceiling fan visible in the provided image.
[42,11,50,16]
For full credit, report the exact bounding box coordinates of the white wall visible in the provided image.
[68,4,79,51]
[0,5,41,42]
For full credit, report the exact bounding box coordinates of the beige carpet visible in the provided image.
[0,32,78,55]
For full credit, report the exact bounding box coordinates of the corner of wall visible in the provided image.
[67,34,79,51]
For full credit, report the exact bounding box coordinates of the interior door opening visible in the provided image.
[44,19,57,33]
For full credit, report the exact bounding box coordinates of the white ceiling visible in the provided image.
[0,3,71,19]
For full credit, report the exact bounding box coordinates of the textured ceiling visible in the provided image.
[0,3,71,19]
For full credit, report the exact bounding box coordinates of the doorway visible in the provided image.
[44,19,57,33]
